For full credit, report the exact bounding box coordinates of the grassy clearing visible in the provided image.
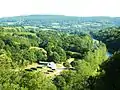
[29,47,47,53]
[15,32,36,36]
[67,58,75,63]
[14,58,75,78]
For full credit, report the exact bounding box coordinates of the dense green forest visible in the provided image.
[0,16,120,90]
[0,26,109,90]
[93,51,120,90]
[91,27,120,53]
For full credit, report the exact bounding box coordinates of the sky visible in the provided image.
[0,0,119,17]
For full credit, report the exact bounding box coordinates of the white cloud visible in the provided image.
[0,0,119,17]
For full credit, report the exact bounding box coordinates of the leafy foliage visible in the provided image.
[91,27,120,53]
[0,26,110,90]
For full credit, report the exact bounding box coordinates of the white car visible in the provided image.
[47,62,56,70]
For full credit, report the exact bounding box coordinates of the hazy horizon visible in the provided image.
[0,0,119,18]
[1,14,120,18]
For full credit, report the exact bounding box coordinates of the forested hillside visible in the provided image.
[91,27,120,53]
[0,27,109,90]
[93,51,120,90]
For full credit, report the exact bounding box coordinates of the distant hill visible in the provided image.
[0,15,120,23]
[0,15,120,32]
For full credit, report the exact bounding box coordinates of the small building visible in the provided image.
[39,61,56,70]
